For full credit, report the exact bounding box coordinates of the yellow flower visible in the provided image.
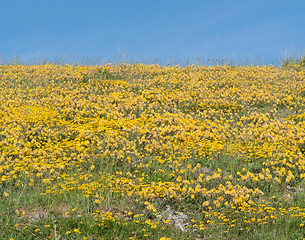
[74,228,81,234]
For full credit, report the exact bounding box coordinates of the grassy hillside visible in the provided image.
[0,63,305,239]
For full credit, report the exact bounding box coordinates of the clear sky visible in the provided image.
[1,0,305,65]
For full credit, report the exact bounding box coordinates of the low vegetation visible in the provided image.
[0,62,305,239]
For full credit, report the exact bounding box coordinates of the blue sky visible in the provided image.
[1,0,305,65]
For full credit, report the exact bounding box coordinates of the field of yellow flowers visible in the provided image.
[1,63,305,239]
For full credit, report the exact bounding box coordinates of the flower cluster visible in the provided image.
[1,63,305,238]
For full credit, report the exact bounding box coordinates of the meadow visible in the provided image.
[0,61,305,239]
